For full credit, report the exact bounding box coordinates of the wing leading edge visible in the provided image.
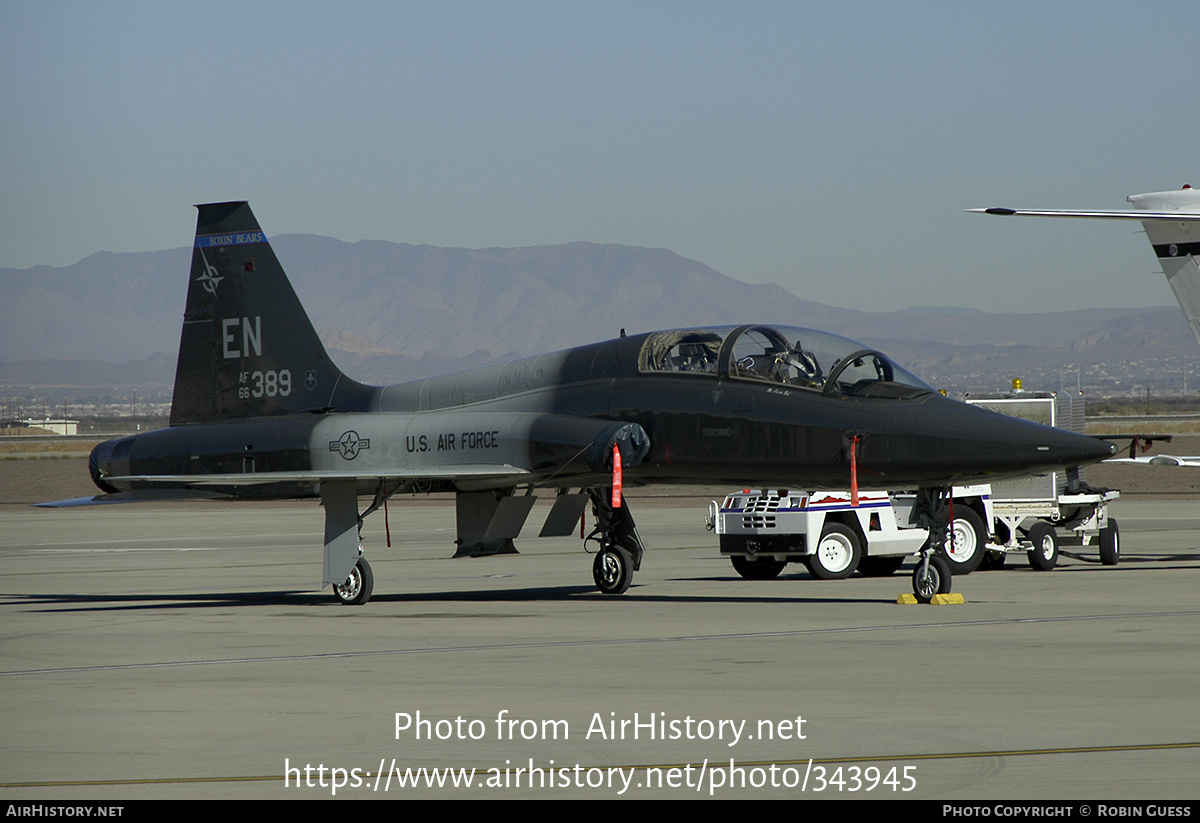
[967,207,1200,221]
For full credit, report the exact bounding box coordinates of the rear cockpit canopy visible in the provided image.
[638,325,932,399]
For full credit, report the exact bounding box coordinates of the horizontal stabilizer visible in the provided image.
[35,489,230,507]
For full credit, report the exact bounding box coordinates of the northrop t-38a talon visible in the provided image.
[64,202,1115,604]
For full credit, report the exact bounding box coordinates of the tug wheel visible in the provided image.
[731,555,788,580]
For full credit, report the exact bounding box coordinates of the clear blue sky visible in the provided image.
[2,1,1197,314]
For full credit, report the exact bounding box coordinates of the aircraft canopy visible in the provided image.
[638,325,932,399]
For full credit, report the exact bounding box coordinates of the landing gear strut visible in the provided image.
[585,488,646,595]
[321,479,399,606]
[910,486,954,602]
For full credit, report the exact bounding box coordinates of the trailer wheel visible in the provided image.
[808,523,861,579]
[1099,520,1120,566]
[939,507,986,575]
[857,555,905,577]
[1026,522,1059,571]
[731,555,788,580]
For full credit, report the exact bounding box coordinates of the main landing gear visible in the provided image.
[585,488,646,595]
[322,479,395,606]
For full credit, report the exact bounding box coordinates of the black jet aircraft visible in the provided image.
[72,202,1115,604]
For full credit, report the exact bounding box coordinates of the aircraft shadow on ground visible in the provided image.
[0,582,901,612]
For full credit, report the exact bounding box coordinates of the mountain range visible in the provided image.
[2,235,1197,401]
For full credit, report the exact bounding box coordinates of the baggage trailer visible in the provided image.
[964,388,1120,570]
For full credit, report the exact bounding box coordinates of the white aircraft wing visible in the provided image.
[969,187,1200,349]
[1105,455,1200,467]
[965,207,1200,221]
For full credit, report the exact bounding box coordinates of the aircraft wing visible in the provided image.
[1091,434,1198,467]
[969,190,1200,349]
[36,465,530,507]
[98,465,530,486]
[966,208,1200,221]
[1105,455,1200,467]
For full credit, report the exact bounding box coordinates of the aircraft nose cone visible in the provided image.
[904,396,1120,485]
[1079,434,1119,464]
[1023,428,1117,469]
[988,411,1116,474]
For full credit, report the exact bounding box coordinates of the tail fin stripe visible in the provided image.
[194,231,266,249]
[1153,242,1200,258]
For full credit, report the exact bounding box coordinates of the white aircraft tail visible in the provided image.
[1127,189,1200,347]
[970,185,1200,348]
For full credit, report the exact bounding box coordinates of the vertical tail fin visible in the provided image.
[1126,188,1200,348]
[170,201,374,425]
[969,186,1200,349]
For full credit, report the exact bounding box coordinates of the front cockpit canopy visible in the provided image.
[638,325,932,399]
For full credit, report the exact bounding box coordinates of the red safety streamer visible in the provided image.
[849,435,859,507]
[611,442,623,508]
